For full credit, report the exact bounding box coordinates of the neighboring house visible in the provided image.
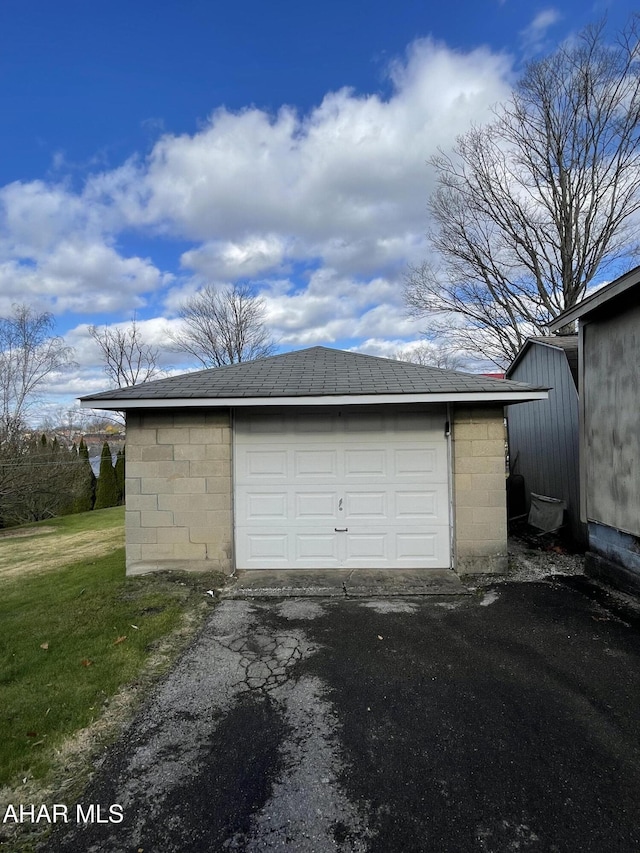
[550,267,640,593]
[80,346,546,578]
[505,335,586,544]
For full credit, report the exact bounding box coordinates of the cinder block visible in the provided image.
[455,489,489,507]
[174,444,207,462]
[453,440,473,459]
[141,445,174,462]
[204,444,231,461]
[487,490,507,508]
[172,542,207,560]
[206,509,233,528]
[187,427,216,445]
[457,552,508,574]
[197,461,231,478]
[455,506,475,525]
[157,461,190,478]
[126,510,141,529]
[157,526,190,544]
[125,445,143,463]
[140,413,175,429]
[126,544,142,562]
[471,473,506,492]
[127,527,158,544]
[206,476,232,495]
[455,456,505,475]
[126,478,141,495]
[173,511,210,529]
[452,473,472,492]
[142,543,175,559]
[456,521,505,541]
[157,427,188,445]
[472,505,504,525]
[176,412,208,427]
[158,493,217,513]
[471,439,505,458]
[127,494,158,512]
[142,477,174,495]
[172,477,206,494]
[126,427,157,446]
[140,510,174,528]
[454,423,488,440]
[205,411,231,426]
[487,420,507,440]
[126,461,157,479]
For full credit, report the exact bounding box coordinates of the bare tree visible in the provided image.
[405,17,640,366]
[89,317,161,389]
[393,342,465,371]
[168,282,276,368]
[0,305,75,440]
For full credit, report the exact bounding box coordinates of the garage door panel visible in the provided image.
[295,533,340,562]
[295,491,338,520]
[396,531,445,563]
[395,486,448,520]
[344,449,387,477]
[244,450,288,478]
[294,449,338,477]
[244,492,288,520]
[345,533,388,560]
[245,533,289,561]
[344,492,387,519]
[394,447,447,480]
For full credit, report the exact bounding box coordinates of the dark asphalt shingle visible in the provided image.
[81,346,544,402]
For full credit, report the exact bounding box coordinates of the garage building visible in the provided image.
[80,347,546,577]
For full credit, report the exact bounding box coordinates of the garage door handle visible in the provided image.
[334,527,348,532]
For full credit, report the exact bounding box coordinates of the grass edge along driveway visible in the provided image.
[0,508,225,852]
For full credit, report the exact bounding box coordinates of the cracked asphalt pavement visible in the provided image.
[42,576,640,853]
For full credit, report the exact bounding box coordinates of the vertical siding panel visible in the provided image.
[507,342,584,543]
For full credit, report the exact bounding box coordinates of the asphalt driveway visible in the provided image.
[43,575,640,853]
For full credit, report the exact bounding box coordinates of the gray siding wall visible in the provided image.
[507,344,583,542]
[583,300,640,538]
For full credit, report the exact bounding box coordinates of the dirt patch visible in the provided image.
[0,526,56,539]
[0,527,125,582]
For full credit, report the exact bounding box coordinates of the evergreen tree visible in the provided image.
[115,448,125,505]
[94,441,118,509]
[73,438,97,513]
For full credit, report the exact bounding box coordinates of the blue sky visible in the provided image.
[0,0,634,417]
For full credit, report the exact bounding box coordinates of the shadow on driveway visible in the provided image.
[41,577,640,852]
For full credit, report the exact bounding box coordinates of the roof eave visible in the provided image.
[80,390,549,411]
[550,266,640,330]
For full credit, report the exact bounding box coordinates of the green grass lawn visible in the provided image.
[0,508,225,794]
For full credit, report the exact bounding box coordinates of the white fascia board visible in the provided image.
[80,390,548,410]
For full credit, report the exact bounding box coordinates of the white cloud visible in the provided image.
[520,9,562,55]
[0,241,170,316]
[87,38,512,252]
[181,234,289,279]
[0,36,518,413]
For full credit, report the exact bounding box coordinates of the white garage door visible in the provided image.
[234,409,451,570]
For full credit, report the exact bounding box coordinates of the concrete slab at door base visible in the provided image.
[222,568,469,598]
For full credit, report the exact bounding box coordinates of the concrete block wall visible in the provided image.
[452,405,508,574]
[125,409,233,575]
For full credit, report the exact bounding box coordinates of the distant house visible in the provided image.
[550,267,640,593]
[505,336,585,544]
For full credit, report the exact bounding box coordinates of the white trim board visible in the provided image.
[81,390,548,410]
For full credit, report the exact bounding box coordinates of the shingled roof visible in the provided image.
[80,346,547,409]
